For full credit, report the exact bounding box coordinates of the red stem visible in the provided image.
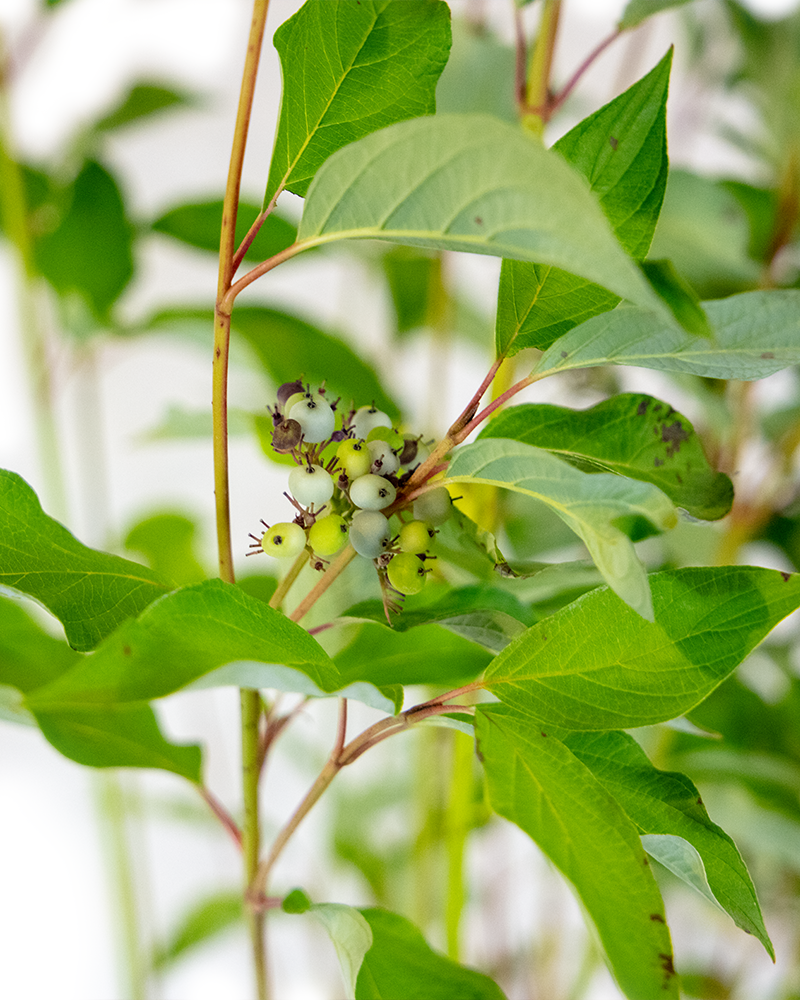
[199,785,243,849]
[546,28,621,119]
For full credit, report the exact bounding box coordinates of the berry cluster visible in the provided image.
[248,380,452,609]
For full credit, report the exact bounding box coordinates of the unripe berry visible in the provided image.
[352,405,391,439]
[308,514,349,556]
[288,397,335,443]
[349,510,390,559]
[288,464,334,507]
[367,439,400,476]
[350,473,396,511]
[367,426,404,452]
[262,522,306,558]
[398,519,435,555]
[413,486,452,526]
[336,439,372,480]
[283,390,312,414]
[387,552,427,595]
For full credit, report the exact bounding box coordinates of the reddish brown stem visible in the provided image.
[198,785,243,849]
[546,28,621,119]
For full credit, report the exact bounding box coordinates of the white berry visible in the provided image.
[367,439,400,476]
[349,510,390,558]
[288,397,335,443]
[350,473,396,511]
[352,405,391,439]
[288,464,334,507]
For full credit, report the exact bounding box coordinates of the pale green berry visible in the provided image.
[288,464,334,507]
[387,552,427,595]
[367,426,404,451]
[367,439,400,476]
[336,439,372,480]
[398,520,435,555]
[262,522,306,558]
[350,473,396,511]
[413,486,452,526]
[308,514,349,556]
[288,397,335,443]
[283,390,311,414]
[352,405,391,439]
[349,510,390,558]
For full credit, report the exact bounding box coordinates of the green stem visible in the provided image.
[288,544,357,623]
[268,548,309,610]
[522,0,562,136]
[445,730,473,961]
[241,689,267,999]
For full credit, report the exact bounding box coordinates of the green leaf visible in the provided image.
[311,904,373,1000]
[534,289,800,381]
[435,19,516,122]
[495,51,671,354]
[124,512,207,586]
[640,259,713,338]
[33,159,134,319]
[0,470,170,651]
[0,595,82,693]
[648,170,759,298]
[151,200,297,262]
[476,706,676,1000]
[298,114,664,319]
[153,891,243,970]
[484,566,800,730]
[26,579,339,707]
[619,0,695,30]
[478,395,733,521]
[334,621,493,688]
[282,888,312,914]
[564,730,772,955]
[231,306,400,417]
[355,907,506,1000]
[445,439,678,620]
[93,82,194,133]
[31,702,202,780]
[265,0,452,205]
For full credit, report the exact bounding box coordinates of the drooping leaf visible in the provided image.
[483,566,800,730]
[619,0,696,30]
[564,730,772,955]
[495,51,671,354]
[26,579,339,707]
[534,289,800,381]
[93,82,194,133]
[231,306,400,417]
[311,904,373,1000]
[641,834,723,909]
[0,470,170,651]
[445,439,678,620]
[355,907,506,1000]
[33,159,134,319]
[151,199,297,263]
[334,621,493,688]
[31,702,202,780]
[124,512,207,586]
[153,891,243,970]
[478,395,733,521]
[476,706,676,1000]
[298,114,664,319]
[265,0,452,204]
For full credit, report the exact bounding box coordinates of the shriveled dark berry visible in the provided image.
[277,379,305,407]
[272,418,303,452]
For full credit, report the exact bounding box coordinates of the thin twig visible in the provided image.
[199,785,243,849]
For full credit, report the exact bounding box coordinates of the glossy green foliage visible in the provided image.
[0,470,169,651]
[564,730,772,954]
[265,0,451,204]
[299,114,662,318]
[355,908,506,1000]
[0,595,81,696]
[495,51,671,354]
[26,579,338,707]
[476,706,677,1000]
[33,159,134,320]
[479,394,733,520]
[483,567,800,730]
[152,199,297,262]
[534,289,800,380]
[124,512,207,586]
[446,438,678,620]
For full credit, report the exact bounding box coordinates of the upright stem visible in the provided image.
[214,4,271,999]
[522,0,562,135]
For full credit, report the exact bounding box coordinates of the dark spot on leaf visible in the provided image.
[643,856,649,865]
[654,404,662,412]
[541,731,548,738]
[676,473,683,484]
[654,457,664,467]
[475,747,484,763]
[781,571,791,582]
[697,796,703,806]
[761,352,775,359]
[609,135,618,150]
[123,645,131,656]
[541,634,547,641]
[560,351,568,358]
[650,913,665,923]
[659,953,676,977]
[661,420,690,458]
[475,216,483,225]
[637,399,648,416]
